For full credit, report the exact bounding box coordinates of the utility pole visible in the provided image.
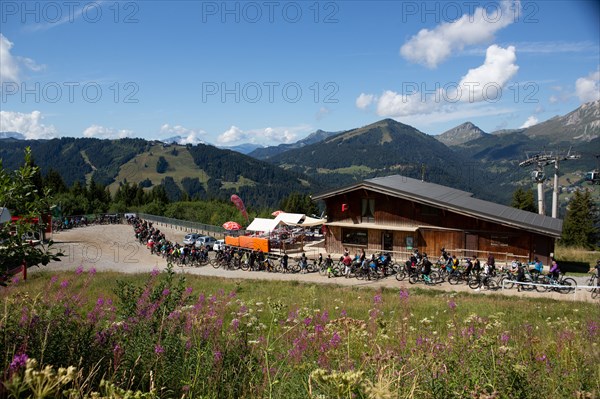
[519,149,580,218]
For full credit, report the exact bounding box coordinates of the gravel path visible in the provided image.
[38,224,598,303]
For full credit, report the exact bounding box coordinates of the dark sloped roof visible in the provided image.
[312,174,563,237]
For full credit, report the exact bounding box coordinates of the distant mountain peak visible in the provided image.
[524,100,599,143]
[435,122,488,146]
[0,131,26,140]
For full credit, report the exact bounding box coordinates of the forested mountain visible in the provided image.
[435,122,489,146]
[264,119,485,195]
[1,102,598,211]
[0,138,316,208]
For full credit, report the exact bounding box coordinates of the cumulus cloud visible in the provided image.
[83,125,134,139]
[356,93,375,110]
[454,45,518,102]
[363,45,519,118]
[0,110,58,139]
[0,34,45,85]
[400,0,520,68]
[575,70,600,103]
[160,123,206,145]
[520,115,539,128]
[217,125,310,145]
[316,106,331,121]
[0,34,20,84]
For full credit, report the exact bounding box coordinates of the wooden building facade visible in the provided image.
[312,175,562,265]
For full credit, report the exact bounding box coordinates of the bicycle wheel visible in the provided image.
[240,261,250,271]
[499,276,514,290]
[395,270,407,281]
[468,278,481,289]
[408,274,419,284]
[559,277,577,294]
[429,271,441,284]
[211,259,221,269]
[319,266,328,276]
[486,278,499,291]
[535,275,549,292]
[448,274,461,285]
[585,275,597,292]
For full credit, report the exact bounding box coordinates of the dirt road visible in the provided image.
[39,224,596,303]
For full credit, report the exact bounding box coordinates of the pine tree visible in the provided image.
[511,187,536,213]
[561,190,599,248]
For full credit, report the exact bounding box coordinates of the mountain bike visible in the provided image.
[535,273,577,294]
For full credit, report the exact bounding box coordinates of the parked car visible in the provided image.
[213,239,225,251]
[195,236,217,249]
[183,233,202,245]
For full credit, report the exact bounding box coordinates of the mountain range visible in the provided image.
[1,100,598,211]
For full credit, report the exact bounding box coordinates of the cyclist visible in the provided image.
[281,252,288,273]
[472,255,481,275]
[441,247,449,262]
[487,254,496,274]
[299,252,308,274]
[421,253,432,283]
[342,254,352,278]
[548,259,560,281]
[594,260,600,286]
[530,256,543,274]
[451,255,460,271]
[463,258,473,277]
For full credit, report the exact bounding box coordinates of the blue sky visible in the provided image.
[1,0,599,146]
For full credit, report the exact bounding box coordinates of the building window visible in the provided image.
[491,235,509,247]
[361,198,375,223]
[342,228,368,246]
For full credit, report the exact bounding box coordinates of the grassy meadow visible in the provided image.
[1,266,599,398]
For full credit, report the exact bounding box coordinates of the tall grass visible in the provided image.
[555,245,599,267]
[2,266,599,398]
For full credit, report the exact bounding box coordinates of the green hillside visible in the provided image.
[0,138,317,208]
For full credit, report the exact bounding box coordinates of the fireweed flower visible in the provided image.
[448,300,456,310]
[374,293,383,305]
[76,266,84,275]
[9,353,28,370]
[154,344,165,354]
[89,267,97,275]
[60,280,69,288]
[399,289,409,301]
[162,288,170,296]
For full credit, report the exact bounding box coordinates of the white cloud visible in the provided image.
[217,125,311,145]
[400,0,520,68]
[0,34,46,85]
[575,70,600,103]
[218,126,245,144]
[520,115,539,128]
[316,106,331,121]
[454,45,519,102]
[375,90,439,117]
[0,34,20,84]
[0,110,58,139]
[83,124,134,139]
[159,124,206,145]
[365,45,519,118]
[356,93,375,109]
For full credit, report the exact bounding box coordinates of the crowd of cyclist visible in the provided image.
[124,217,599,294]
[52,214,122,232]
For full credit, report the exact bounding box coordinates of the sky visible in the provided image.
[0,0,599,146]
